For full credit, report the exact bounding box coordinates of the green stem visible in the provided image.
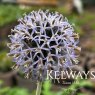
[36,81,42,95]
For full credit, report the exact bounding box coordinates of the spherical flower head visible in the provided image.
[7,10,81,81]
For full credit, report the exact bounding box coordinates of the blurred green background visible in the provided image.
[0,0,95,95]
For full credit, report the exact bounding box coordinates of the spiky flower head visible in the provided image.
[7,10,81,81]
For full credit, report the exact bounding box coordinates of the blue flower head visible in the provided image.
[7,10,81,81]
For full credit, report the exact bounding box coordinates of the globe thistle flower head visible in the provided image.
[7,10,81,81]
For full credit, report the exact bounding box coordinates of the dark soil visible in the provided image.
[0,21,17,40]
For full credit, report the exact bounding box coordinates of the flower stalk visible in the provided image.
[36,81,42,95]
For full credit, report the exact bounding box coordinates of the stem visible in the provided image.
[36,81,42,95]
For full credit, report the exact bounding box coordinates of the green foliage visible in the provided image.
[0,87,30,95]
[42,79,93,95]
[0,80,30,95]
[43,80,52,91]
[77,93,87,95]
[67,11,95,36]
[0,80,3,87]
[0,79,93,95]
[0,4,31,27]
[62,79,92,95]
[42,80,54,95]
[91,23,95,30]
[0,51,13,72]
[0,41,7,51]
